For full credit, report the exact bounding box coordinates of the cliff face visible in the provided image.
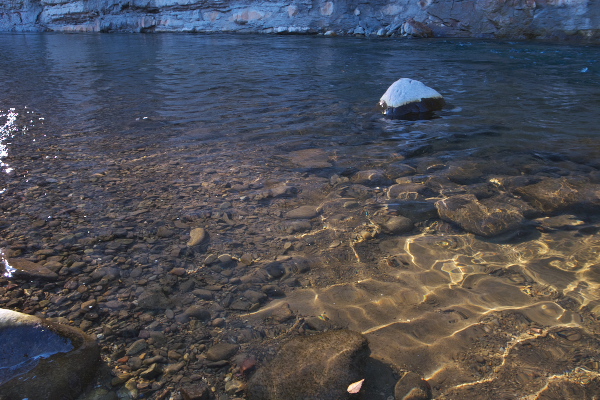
[0,0,599,39]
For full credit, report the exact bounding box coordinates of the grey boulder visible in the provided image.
[0,308,100,400]
[247,329,369,400]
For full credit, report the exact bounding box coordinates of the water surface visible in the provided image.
[1,33,600,399]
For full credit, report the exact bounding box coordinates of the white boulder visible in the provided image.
[379,78,445,119]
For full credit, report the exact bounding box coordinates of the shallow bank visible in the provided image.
[1,0,600,42]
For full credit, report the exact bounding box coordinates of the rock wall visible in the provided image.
[1,0,599,39]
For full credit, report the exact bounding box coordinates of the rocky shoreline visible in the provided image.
[1,0,600,42]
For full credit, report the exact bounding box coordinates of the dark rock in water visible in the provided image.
[205,343,239,362]
[351,169,393,186]
[394,371,432,400]
[514,177,600,214]
[379,78,445,120]
[137,286,171,310]
[0,309,100,400]
[436,194,524,237]
[2,257,58,281]
[247,329,369,400]
[386,200,438,222]
[383,216,414,234]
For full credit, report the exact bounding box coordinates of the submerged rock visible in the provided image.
[436,194,524,237]
[0,308,100,400]
[379,78,445,120]
[247,329,369,400]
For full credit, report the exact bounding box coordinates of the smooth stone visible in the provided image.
[180,383,210,400]
[156,226,173,238]
[351,170,392,186]
[285,206,318,219]
[269,185,298,198]
[436,194,524,237]
[387,183,434,200]
[224,379,245,395]
[192,289,213,300]
[139,363,162,380]
[175,305,211,323]
[187,227,207,246]
[387,200,438,222]
[515,177,600,214]
[205,343,239,362]
[383,216,414,234]
[137,287,171,310]
[0,309,100,400]
[264,262,285,279]
[3,258,59,280]
[379,78,445,120]
[247,330,369,400]
[125,339,147,356]
[394,371,432,400]
[164,361,185,374]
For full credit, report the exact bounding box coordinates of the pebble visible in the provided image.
[163,361,186,374]
[187,228,207,246]
[205,343,239,361]
[383,216,414,234]
[125,339,147,356]
[285,206,318,219]
[218,254,233,264]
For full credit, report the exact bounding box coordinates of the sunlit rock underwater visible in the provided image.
[379,78,445,120]
[0,308,100,400]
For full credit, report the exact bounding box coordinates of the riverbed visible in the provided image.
[1,33,600,399]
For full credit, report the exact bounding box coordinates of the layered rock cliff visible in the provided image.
[0,0,599,39]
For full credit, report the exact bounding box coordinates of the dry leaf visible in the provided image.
[347,379,365,394]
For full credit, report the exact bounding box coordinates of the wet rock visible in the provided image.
[264,262,285,279]
[285,206,319,219]
[386,162,416,179]
[205,343,239,362]
[247,330,369,400]
[139,363,162,380]
[0,309,100,400]
[387,200,438,222]
[137,286,171,310]
[180,383,210,400]
[192,288,213,300]
[394,371,432,400]
[515,177,600,214]
[164,361,185,374]
[269,185,298,198]
[3,257,59,280]
[436,194,524,237]
[378,78,444,120]
[225,378,245,395]
[387,183,434,200]
[351,170,393,186]
[286,220,312,234]
[126,339,147,355]
[187,227,207,246]
[156,226,174,238]
[176,305,211,323]
[383,216,414,234]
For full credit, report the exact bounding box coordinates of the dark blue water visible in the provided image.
[1,34,599,155]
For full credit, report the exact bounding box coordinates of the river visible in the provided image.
[1,33,600,399]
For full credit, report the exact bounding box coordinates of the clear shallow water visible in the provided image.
[1,33,600,399]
